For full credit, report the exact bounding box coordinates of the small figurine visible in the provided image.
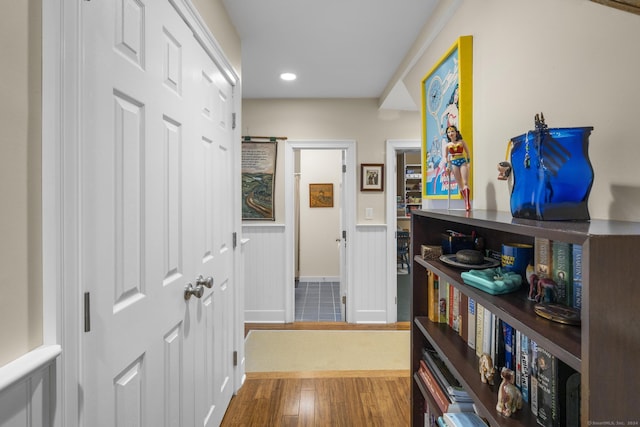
[496,367,523,417]
[497,161,512,180]
[479,353,495,385]
[535,277,558,303]
[525,264,538,301]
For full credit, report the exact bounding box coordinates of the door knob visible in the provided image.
[184,283,204,300]
[196,275,214,289]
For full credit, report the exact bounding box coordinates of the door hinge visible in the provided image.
[233,351,238,366]
[232,113,236,130]
[233,231,237,249]
[342,230,346,241]
[342,295,346,305]
[84,292,91,332]
[342,164,346,173]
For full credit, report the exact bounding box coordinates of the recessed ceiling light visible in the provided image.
[280,72,297,81]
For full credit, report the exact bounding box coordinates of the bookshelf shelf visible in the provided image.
[410,209,640,426]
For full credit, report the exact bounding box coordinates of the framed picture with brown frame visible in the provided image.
[309,183,334,208]
[360,163,384,192]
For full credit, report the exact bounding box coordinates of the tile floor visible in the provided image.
[295,281,342,322]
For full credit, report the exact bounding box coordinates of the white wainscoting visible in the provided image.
[0,345,61,427]
[242,224,288,323]
[242,223,391,324]
[352,225,389,323]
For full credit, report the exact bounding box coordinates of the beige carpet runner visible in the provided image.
[244,330,410,373]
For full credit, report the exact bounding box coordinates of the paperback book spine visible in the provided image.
[534,237,552,279]
[475,304,484,357]
[520,333,530,403]
[428,271,438,323]
[418,360,450,414]
[572,244,583,309]
[552,241,572,305]
[467,298,476,350]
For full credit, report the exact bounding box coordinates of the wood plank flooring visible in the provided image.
[223,323,411,426]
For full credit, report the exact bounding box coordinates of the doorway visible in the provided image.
[385,140,421,323]
[294,149,343,322]
[284,140,356,324]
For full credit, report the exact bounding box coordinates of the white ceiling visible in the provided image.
[222,0,438,109]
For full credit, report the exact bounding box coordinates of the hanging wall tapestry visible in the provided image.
[422,35,473,201]
[241,137,280,220]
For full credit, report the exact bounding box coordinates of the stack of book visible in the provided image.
[418,346,475,415]
[437,412,488,427]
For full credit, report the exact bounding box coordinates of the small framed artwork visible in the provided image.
[309,183,334,208]
[360,163,384,192]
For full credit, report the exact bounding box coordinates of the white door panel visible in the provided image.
[81,0,236,425]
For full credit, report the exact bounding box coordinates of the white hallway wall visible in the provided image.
[242,99,419,323]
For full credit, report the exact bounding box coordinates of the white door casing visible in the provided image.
[80,0,235,425]
[284,140,356,323]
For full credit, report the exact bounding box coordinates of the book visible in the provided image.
[418,359,475,414]
[502,321,514,371]
[439,281,449,323]
[467,298,476,350]
[535,345,579,427]
[459,292,468,340]
[443,411,489,427]
[534,237,552,279]
[419,360,450,413]
[572,244,583,309]
[475,304,484,357]
[482,309,493,362]
[551,241,572,305]
[422,347,471,402]
[428,271,439,322]
[452,286,460,333]
[515,329,522,389]
[530,339,539,416]
[520,333,530,403]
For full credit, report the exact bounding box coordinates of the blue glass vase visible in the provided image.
[510,126,594,221]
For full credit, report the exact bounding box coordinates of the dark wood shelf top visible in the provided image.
[411,209,640,244]
[414,256,581,372]
[415,317,535,427]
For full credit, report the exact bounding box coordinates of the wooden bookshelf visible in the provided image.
[410,209,640,426]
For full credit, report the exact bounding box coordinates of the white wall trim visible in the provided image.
[385,139,421,323]
[285,140,356,322]
[0,345,61,393]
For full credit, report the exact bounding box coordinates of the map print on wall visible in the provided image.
[242,141,277,220]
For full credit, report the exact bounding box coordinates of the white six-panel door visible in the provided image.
[81,0,235,425]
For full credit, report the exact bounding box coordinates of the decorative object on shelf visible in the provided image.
[534,302,581,325]
[422,36,473,203]
[360,163,384,192]
[421,244,442,261]
[478,353,495,385]
[505,113,594,220]
[497,161,511,180]
[440,230,475,254]
[439,254,500,270]
[501,243,533,279]
[531,276,558,303]
[455,249,485,265]
[309,183,334,208]
[496,367,523,417]
[460,267,523,295]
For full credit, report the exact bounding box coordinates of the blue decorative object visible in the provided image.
[509,113,594,220]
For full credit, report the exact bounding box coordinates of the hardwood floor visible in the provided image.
[221,373,410,426]
[223,323,411,426]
